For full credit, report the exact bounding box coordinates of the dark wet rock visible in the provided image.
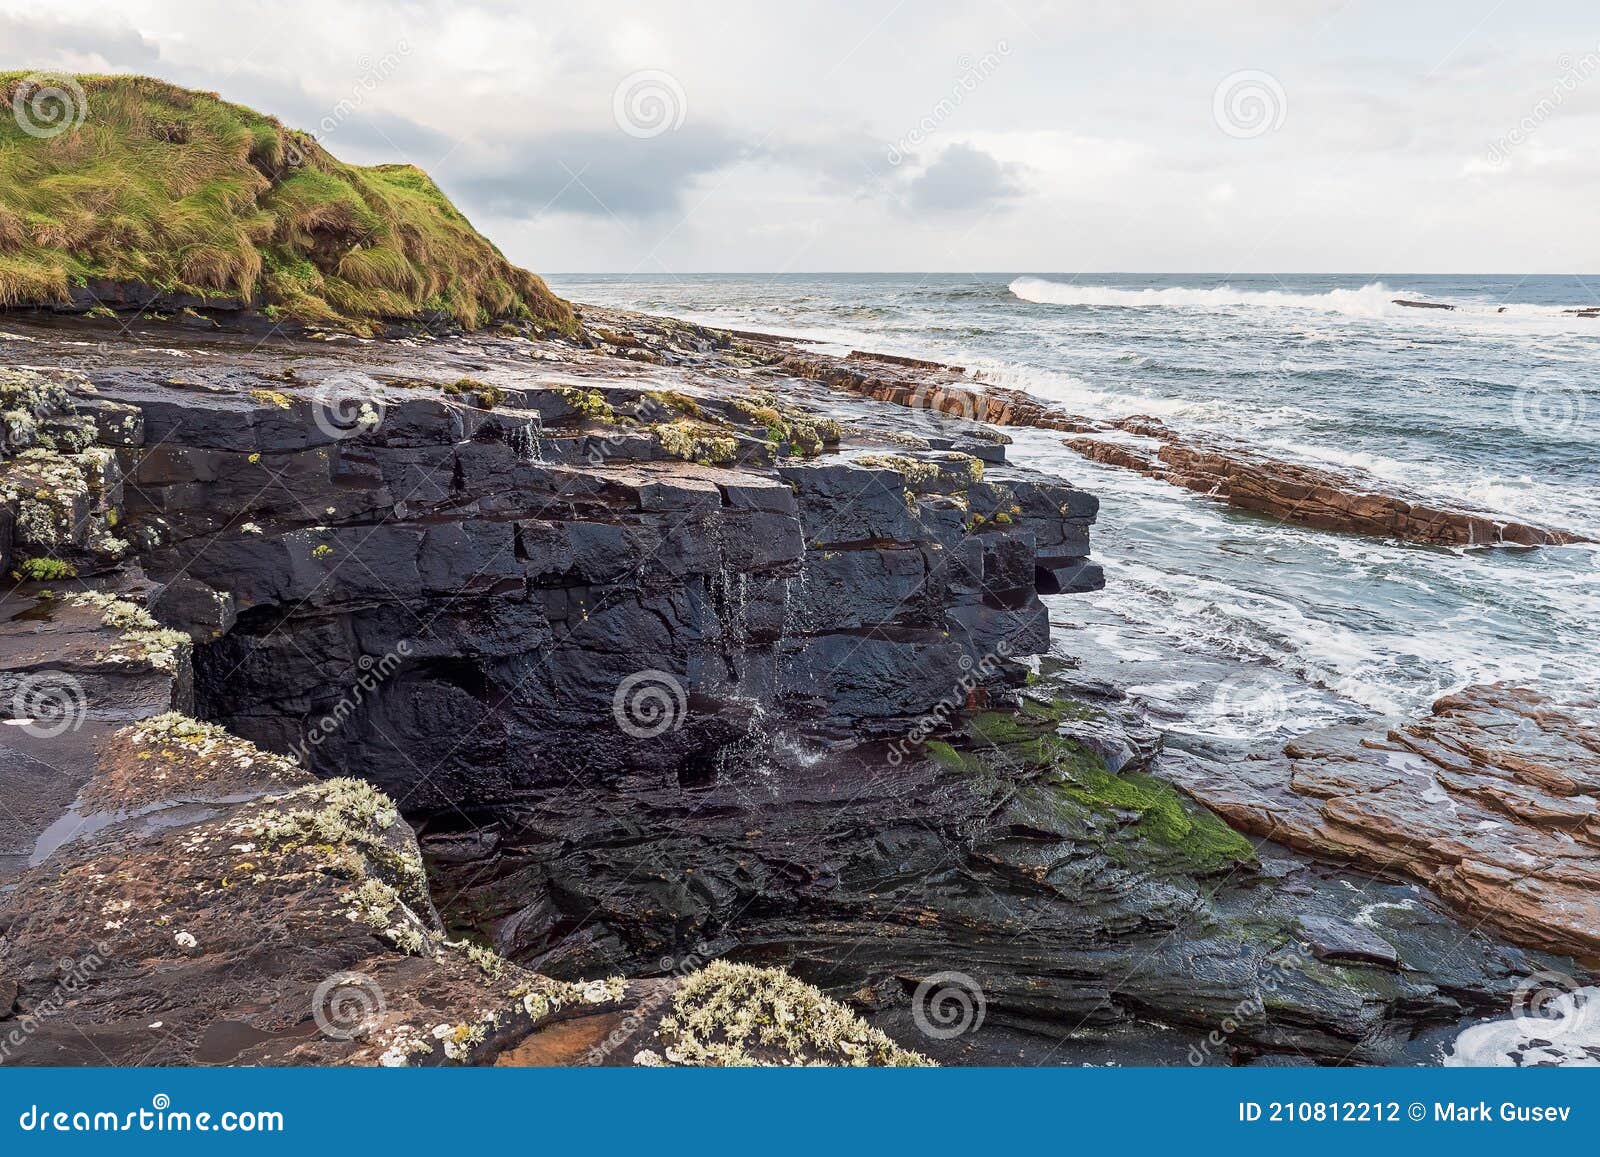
[425,689,1566,1065]
[1297,915,1400,969]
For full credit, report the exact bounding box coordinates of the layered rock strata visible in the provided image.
[1162,685,1600,965]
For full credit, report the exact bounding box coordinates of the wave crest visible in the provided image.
[1008,277,1593,325]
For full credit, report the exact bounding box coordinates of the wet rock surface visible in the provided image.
[751,337,1588,548]
[1162,685,1600,965]
[0,311,1587,1066]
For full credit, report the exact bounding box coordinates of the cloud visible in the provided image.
[0,12,161,72]
[450,127,746,219]
[903,143,1023,214]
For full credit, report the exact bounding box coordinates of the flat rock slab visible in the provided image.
[1165,684,1600,965]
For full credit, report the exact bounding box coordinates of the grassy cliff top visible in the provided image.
[0,73,572,335]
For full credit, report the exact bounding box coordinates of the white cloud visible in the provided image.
[1,0,1596,271]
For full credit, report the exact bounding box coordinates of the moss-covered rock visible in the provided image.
[0,73,573,335]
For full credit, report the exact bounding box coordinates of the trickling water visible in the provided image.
[511,416,545,464]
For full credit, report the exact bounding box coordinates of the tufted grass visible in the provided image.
[0,73,574,335]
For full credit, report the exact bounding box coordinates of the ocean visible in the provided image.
[549,273,1600,751]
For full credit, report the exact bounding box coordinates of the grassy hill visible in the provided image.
[0,73,573,335]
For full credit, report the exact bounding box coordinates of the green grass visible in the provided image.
[0,73,573,335]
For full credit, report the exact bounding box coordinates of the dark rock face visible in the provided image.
[28,341,1091,809]
[423,695,1567,1066]
[2,312,1583,1068]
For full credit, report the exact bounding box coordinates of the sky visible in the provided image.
[6,0,1600,274]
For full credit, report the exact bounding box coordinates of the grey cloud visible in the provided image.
[0,13,161,70]
[449,127,747,219]
[904,142,1023,214]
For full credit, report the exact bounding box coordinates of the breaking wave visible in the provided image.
[1008,276,1591,324]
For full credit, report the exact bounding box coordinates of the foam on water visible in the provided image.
[554,272,1600,733]
[1446,989,1600,1067]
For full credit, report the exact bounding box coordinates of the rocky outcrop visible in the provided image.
[735,338,1589,549]
[0,711,923,1066]
[1062,426,1588,547]
[1,311,1583,1067]
[1161,685,1600,965]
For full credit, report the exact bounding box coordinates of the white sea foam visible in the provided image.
[1446,988,1600,1067]
[1009,276,1598,332]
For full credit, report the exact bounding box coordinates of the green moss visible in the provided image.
[657,419,738,466]
[559,387,616,423]
[10,555,76,581]
[0,73,574,335]
[966,705,1256,876]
